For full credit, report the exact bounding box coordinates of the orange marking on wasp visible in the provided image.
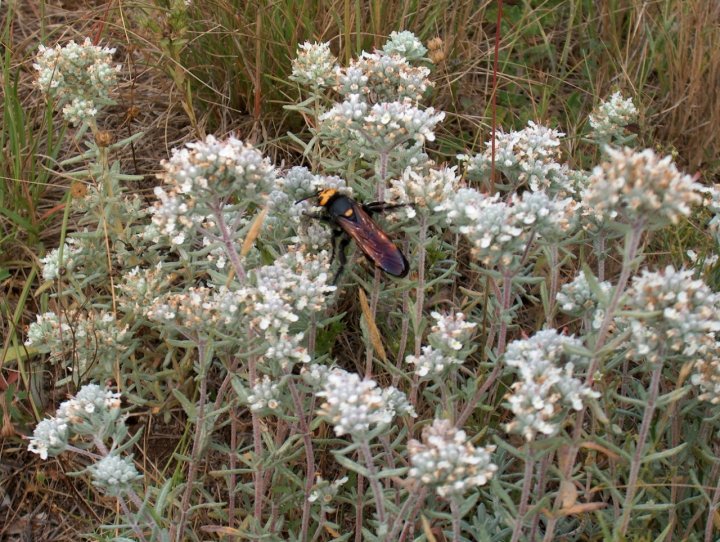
[318,189,337,207]
[343,208,354,217]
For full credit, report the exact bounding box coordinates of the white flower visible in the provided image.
[581,147,702,229]
[408,419,497,497]
[557,270,612,327]
[624,266,720,362]
[247,376,282,412]
[28,417,69,460]
[406,345,463,379]
[89,454,142,495]
[317,368,415,438]
[588,92,638,142]
[336,52,432,102]
[290,42,338,88]
[462,121,569,194]
[34,38,119,125]
[308,475,349,510]
[320,98,444,155]
[57,384,122,422]
[429,311,475,351]
[385,165,459,212]
[382,31,427,61]
[504,330,598,441]
[439,188,576,267]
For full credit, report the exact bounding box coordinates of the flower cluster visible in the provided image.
[237,249,335,370]
[556,270,612,329]
[28,384,122,460]
[117,264,175,315]
[691,343,720,405]
[385,165,459,215]
[25,311,131,380]
[407,312,477,379]
[290,42,338,88]
[700,184,720,246]
[57,383,122,423]
[247,375,282,412]
[40,233,113,283]
[267,166,350,228]
[408,419,497,498]
[381,30,428,61]
[28,417,69,460]
[623,266,720,363]
[150,135,275,245]
[317,368,415,438]
[147,287,224,337]
[89,454,143,496]
[320,97,444,157]
[337,52,432,103]
[504,330,599,441]
[40,242,82,281]
[461,121,569,193]
[34,38,120,125]
[246,250,335,329]
[581,147,702,229]
[513,190,578,242]
[439,189,576,267]
[308,475,349,511]
[588,91,638,143]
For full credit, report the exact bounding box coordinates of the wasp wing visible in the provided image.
[336,204,409,277]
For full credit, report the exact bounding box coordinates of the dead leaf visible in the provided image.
[420,515,438,542]
[557,502,607,516]
[559,479,578,508]
[241,206,268,257]
[580,441,621,461]
[358,288,387,362]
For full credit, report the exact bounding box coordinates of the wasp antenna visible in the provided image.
[295,190,320,205]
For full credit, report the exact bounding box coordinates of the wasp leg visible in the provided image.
[333,235,352,284]
[329,228,342,262]
[304,211,332,223]
[363,202,409,215]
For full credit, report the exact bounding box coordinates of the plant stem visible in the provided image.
[451,496,462,541]
[409,214,428,409]
[398,487,429,542]
[597,232,606,282]
[511,443,535,542]
[528,451,553,541]
[118,494,149,542]
[215,203,246,282]
[387,487,422,540]
[287,378,316,542]
[615,361,664,539]
[173,339,208,542]
[248,349,265,528]
[704,445,720,542]
[414,214,428,358]
[360,439,386,528]
[544,221,645,541]
[547,244,559,327]
[456,267,513,427]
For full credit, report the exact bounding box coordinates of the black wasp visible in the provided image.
[298,188,409,283]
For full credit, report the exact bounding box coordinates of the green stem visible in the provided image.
[615,361,664,539]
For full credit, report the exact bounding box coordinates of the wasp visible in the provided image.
[298,188,409,283]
